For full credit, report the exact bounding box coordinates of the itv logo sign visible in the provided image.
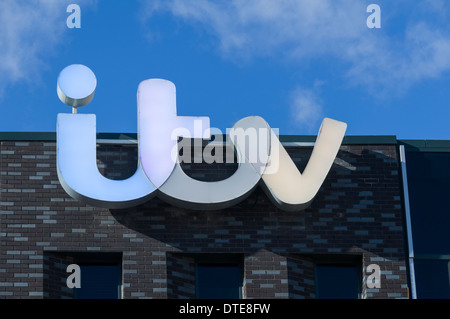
[56,65,347,211]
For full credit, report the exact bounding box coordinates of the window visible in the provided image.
[310,254,362,299]
[43,252,122,299]
[315,264,361,299]
[196,264,242,299]
[68,252,122,299]
[74,263,122,299]
[414,259,450,299]
[195,255,243,299]
[405,152,450,255]
[404,150,450,298]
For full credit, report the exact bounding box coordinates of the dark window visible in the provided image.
[195,257,243,299]
[315,263,361,299]
[405,151,450,298]
[405,152,450,255]
[414,259,450,299]
[61,252,123,299]
[74,264,121,299]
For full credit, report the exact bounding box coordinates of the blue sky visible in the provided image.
[1,0,450,139]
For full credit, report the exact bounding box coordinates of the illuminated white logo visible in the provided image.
[56,65,347,211]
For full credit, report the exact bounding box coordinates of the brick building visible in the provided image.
[0,132,447,299]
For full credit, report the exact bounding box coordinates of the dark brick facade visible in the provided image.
[0,136,410,298]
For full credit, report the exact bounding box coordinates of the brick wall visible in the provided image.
[0,138,410,298]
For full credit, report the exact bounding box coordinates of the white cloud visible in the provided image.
[290,87,323,129]
[0,0,96,96]
[344,22,450,96]
[145,0,366,59]
[146,0,450,96]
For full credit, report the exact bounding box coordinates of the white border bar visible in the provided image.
[96,139,316,147]
[399,145,417,299]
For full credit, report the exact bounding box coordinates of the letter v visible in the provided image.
[261,118,347,211]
